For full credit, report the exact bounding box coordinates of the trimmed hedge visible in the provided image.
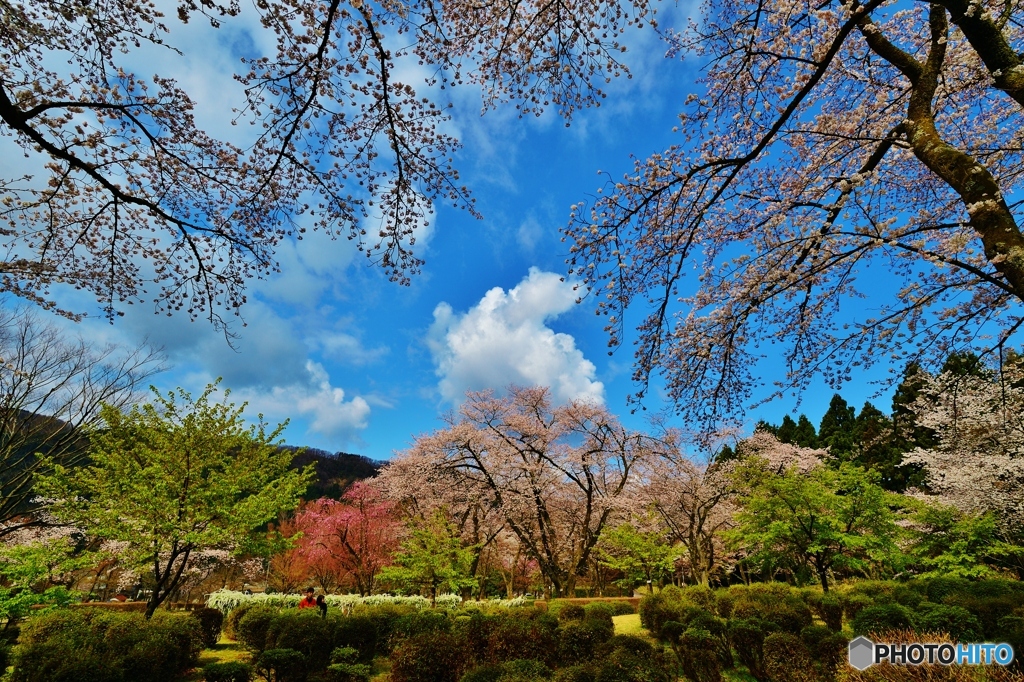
[10,609,203,682]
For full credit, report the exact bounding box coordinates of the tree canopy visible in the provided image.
[564,0,1024,430]
[37,382,312,617]
[0,0,651,324]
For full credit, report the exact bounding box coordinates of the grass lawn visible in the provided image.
[612,613,644,636]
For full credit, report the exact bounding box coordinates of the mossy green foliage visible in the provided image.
[9,609,203,682]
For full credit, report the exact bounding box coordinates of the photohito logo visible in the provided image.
[848,636,1015,670]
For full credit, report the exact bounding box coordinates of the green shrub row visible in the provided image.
[8,609,203,682]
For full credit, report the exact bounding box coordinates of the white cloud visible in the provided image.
[428,267,603,405]
[235,361,371,442]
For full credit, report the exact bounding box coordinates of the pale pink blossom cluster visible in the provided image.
[904,368,1024,531]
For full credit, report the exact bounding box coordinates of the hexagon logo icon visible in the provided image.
[849,636,875,670]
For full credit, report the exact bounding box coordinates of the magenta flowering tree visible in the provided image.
[294,482,401,596]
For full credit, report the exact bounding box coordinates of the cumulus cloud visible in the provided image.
[428,268,603,405]
[235,361,371,442]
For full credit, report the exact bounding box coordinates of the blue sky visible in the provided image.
[7,0,907,459]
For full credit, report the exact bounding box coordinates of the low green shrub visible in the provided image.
[680,586,717,613]
[255,648,306,682]
[762,633,816,682]
[392,610,451,641]
[914,603,983,641]
[196,606,226,648]
[609,602,635,616]
[10,609,202,682]
[677,628,721,682]
[333,614,382,661]
[638,589,692,635]
[266,610,340,671]
[453,611,496,665]
[391,631,469,682]
[842,594,873,623]
[325,646,371,682]
[204,661,254,682]
[558,605,587,622]
[460,665,505,682]
[596,634,657,660]
[551,665,596,682]
[943,593,1023,639]
[500,659,552,680]
[715,591,734,619]
[557,620,614,666]
[582,603,614,624]
[594,648,671,682]
[487,613,558,666]
[924,577,971,603]
[851,604,916,636]
[726,618,776,682]
[236,605,279,653]
[805,592,843,631]
[815,632,848,680]
[226,603,256,640]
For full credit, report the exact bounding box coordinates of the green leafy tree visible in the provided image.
[729,458,900,592]
[37,382,312,618]
[379,510,477,604]
[596,518,682,589]
[903,501,1013,579]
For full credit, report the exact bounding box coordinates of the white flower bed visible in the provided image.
[205,589,464,613]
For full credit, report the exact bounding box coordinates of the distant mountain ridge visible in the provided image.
[283,446,382,500]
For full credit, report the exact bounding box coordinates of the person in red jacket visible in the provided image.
[298,587,316,609]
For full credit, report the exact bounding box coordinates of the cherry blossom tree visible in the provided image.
[294,482,401,596]
[1,0,653,324]
[642,433,737,586]
[902,363,1024,574]
[382,386,658,597]
[565,0,1024,431]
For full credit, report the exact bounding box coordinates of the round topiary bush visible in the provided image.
[583,603,615,625]
[804,593,843,632]
[852,604,916,637]
[195,607,226,648]
[459,664,504,682]
[487,614,558,666]
[595,649,671,682]
[235,605,279,653]
[391,631,469,682]
[558,620,614,666]
[609,602,635,616]
[255,648,306,682]
[726,617,776,682]
[678,628,721,682]
[762,633,817,682]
